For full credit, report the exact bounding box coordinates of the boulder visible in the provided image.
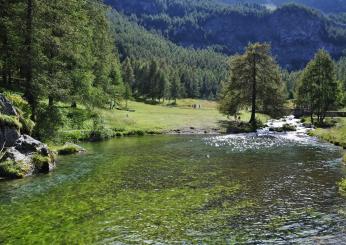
[0,94,18,116]
[0,94,20,147]
[56,143,86,155]
[0,127,20,147]
[0,94,56,179]
[14,135,48,155]
[0,136,56,178]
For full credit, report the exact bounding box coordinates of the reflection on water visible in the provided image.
[0,131,345,244]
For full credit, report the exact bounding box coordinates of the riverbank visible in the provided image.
[307,117,346,162]
[53,99,270,143]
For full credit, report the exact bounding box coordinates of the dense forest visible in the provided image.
[109,11,228,100]
[219,0,346,13]
[105,0,346,69]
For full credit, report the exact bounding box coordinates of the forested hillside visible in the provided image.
[109,11,228,99]
[219,0,346,13]
[105,0,346,69]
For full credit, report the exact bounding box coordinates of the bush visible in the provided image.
[34,105,64,141]
[66,109,90,130]
[19,116,35,135]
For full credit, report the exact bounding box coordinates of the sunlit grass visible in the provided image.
[309,118,346,148]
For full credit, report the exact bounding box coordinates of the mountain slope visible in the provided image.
[108,10,229,98]
[219,0,346,13]
[105,0,346,69]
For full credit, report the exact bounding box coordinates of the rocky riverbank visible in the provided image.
[0,94,55,179]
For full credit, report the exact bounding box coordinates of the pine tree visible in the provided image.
[297,49,339,125]
[170,73,181,103]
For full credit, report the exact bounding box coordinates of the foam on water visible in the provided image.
[205,116,324,152]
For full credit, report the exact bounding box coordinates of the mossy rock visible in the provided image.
[32,153,55,173]
[0,160,30,179]
[269,124,296,132]
[56,143,85,155]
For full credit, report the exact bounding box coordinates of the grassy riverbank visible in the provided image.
[53,99,270,143]
[308,118,346,149]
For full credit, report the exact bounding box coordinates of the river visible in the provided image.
[0,128,345,244]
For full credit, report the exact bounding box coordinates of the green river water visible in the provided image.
[0,134,345,244]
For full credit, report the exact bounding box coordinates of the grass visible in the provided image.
[308,118,346,149]
[54,99,270,142]
[0,113,21,129]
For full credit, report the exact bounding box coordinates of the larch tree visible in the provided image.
[219,42,285,128]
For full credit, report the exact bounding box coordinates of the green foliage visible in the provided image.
[297,49,339,125]
[336,57,346,106]
[34,105,64,141]
[309,118,346,148]
[219,43,285,127]
[19,116,35,135]
[0,113,21,129]
[339,179,346,197]
[0,0,124,121]
[109,10,228,100]
[107,0,346,69]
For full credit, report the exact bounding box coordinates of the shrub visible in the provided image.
[19,116,35,135]
[66,109,90,130]
[34,105,64,141]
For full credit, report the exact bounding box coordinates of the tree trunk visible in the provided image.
[310,113,314,125]
[250,54,257,127]
[23,0,36,119]
[48,96,54,107]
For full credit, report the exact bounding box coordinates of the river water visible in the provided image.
[0,123,345,244]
